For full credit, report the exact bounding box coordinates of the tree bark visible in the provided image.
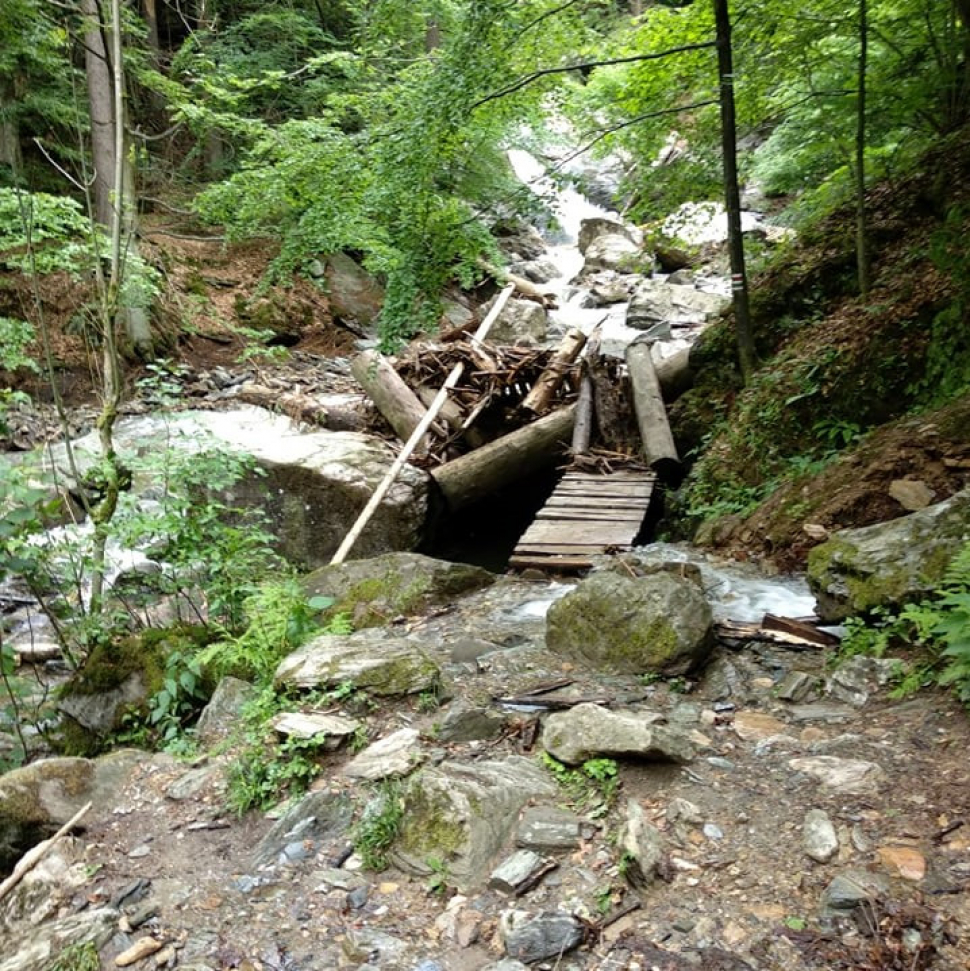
[431,405,576,512]
[713,0,756,384]
[0,78,22,177]
[654,346,694,402]
[521,327,586,416]
[625,341,681,482]
[855,0,871,296]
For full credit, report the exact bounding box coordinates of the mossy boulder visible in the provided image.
[390,757,557,891]
[274,627,440,696]
[807,488,970,621]
[303,552,495,629]
[0,751,142,872]
[545,571,714,676]
[57,626,211,755]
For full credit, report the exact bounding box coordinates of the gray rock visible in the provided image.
[578,218,639,254]
[343,728,423,781]
[325,252,384,328]
[504,912,584,963]
[489,849,546,894]
[618,798,665,887]
[251,790,354,869]
[437,704,506,743]
[303,552,494,630]
[482,962,529,971]
[807,488,970,621]
[516,807,591,852]
[25,408,430,569]
[513,258,560,284]
[541,703,694,766]
[0,751,142,871]
[803,809,839,863]
[274,627,440,696]
[58,671,146,735]
[582,233,642,273]
[776,671,816,703]
[270,711,361,747]
[390,757,556,891]
[196,677,256,746]
[788,756,886,794]
[164,762,225,801]
[825,656,898,707]
[0,907,118,971]
[546,571,714,676]
[627,280,728,329]
[788,703,855,723]
[488,296,549,344]
[820,868,891,915]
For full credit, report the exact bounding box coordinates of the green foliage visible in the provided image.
[147,648,206,749]
[43,940,100,971]
[425,854,451,896]
[226,731,326,814]
[836,542,970,705]
[352,780,405,871]
[540,752,620,817]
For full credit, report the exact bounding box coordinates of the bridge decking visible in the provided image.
[509,470,657,572]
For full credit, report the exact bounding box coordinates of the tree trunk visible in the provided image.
[521,327,586,416]
[0,78,22,177]
[654,346,694,402]
[431,405,576,512]
[625,341,681,483]
[855,0,871,297]
[713,0,756,384]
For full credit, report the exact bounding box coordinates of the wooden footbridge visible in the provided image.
[509,470,657,572]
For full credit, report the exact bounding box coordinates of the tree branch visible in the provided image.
[470,41,717,110]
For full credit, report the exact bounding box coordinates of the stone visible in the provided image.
[888,479,935,511]
[582,233,642,273]
[196,677,256,746]
[489,850,547,894]
[618,799,665,887]
[825,656,898,707]
[488,296,549,344]
[271,712,361,746]
[25,408,430,569]
[578,217,639,254]
[324,252,384,328]
[803,809,839,863]
[504,912,584,963]
[877,845,926,881]
[436,704,506,743]
[732,711,788,742]
[515,807,591,852]
[390,757,557,891]
[546,571,714,676]
[0,908,118,971]
[788,756,886,794]
[807,488,970,621]
[303,552,495,631]
[58,672,147,737]
[251,790,354,869]
[343,728,423,781]
[274,627,441,696]
[541,703,694,766]
[820,868,891,914]
[0,751,142,871]
[482,962,529,971]
[776,672,816,703]
[627,279,729,329]
[512,258,560,284]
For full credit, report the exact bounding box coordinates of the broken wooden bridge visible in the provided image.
[509,469,657,571]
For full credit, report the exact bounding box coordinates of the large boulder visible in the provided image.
[581,234,642,274]
[545,571,714,676]
[488,297,549,344]
[274,627,440,696]
[323,252,384,329]
[807,488,970,621]
[390,757,556,891]
[303,552,495,629]
[541,703,695,766]
[0,752,142,871]
[626,280,729,329]
[577,218,639,255]
[22,408,430,569]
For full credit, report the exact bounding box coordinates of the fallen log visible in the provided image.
[234,383,366,431]
[478,259,557,308]
[415,385,487,450]
[654,346,694,403]
[351,350,441,449]
[521,327,587,416]
[431,404,576,511]
[763,613,840,647]
[331,284,515,564]
[625,340,681,482]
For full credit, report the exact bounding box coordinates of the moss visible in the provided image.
[398,783,465,860]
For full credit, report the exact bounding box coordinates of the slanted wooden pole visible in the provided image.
[521,327,587,416]
[330,285,515,565]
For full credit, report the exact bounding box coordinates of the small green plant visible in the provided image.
[44,940,100,971]
[594,884,617,915]
[540,753,621,816]
[226,733,325,814]
[147,648,207,747]
[784,915,807,931]
[425,855,450,896]
[352,780,405,871]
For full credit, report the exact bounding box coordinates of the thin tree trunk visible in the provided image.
[0,78,22,177]
[855,0,871,296]
[713,0,756,385]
